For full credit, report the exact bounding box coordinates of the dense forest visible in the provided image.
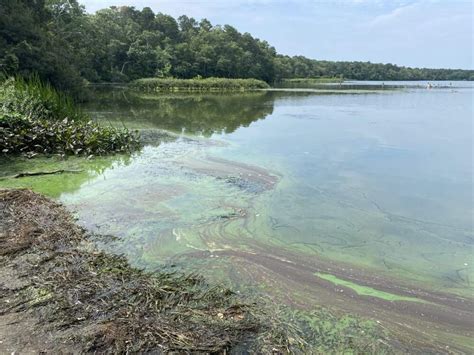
[1,0,473,97]
[275,57,474,82]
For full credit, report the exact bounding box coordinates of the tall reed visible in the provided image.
[0,75,87,121]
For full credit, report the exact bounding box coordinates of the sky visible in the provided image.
[80,0,473,69]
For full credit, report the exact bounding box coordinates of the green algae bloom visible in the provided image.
[315,273,426,303]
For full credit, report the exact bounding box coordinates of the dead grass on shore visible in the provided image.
[0,189,306,353]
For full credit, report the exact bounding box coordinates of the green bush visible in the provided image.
[130,77,270,92]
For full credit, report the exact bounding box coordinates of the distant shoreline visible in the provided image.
[123,77,473,94]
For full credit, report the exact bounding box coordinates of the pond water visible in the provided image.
[80,84,472,294]
[1,82,473,350]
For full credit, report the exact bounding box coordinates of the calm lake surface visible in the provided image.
[1,82,473,349]
[77,83,473,292]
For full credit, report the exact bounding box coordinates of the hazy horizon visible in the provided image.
[80,0,473,71]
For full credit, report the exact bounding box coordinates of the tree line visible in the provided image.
[1,0,472,97]
[275,56,473,82]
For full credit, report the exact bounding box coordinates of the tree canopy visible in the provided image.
[1,1,472,97]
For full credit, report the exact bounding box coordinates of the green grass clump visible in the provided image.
[0,76,140,157]
[130,77,270,92]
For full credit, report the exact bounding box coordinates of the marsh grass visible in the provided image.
[130,77,270,92]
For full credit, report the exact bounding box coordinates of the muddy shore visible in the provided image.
[0,189,303,353]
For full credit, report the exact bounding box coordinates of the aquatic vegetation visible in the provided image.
[0,77,140,157]
[315,273,425,303]
[0,113,140,157]
[130,77,270,92]
[285,308,391,353]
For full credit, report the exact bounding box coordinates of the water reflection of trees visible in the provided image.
[82,88,275,136]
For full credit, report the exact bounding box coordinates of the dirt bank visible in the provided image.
[0,189,300,353]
